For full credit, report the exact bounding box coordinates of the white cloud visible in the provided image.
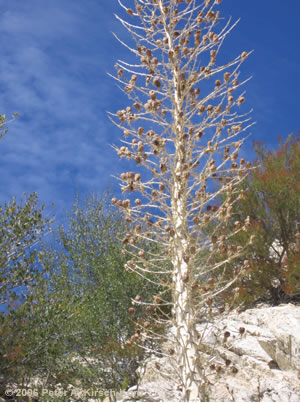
[0,0,124,223]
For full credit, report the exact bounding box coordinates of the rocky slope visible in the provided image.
[117,304,300,402]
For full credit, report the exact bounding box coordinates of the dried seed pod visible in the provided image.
[168,49,174,61]
[127,8,134,16]
[146,49,152,59]
[138,141,144,152]
[127,171,135,180]
[123,199,130,208]
[237,96,245,105]
[135,198,142,205]
[153,77,161,88]
[125,85,133,93]
[128,307,135,315]
[135,295,142,302]
[224,72,230,83]
[190,245,196,254]
[144,321,151,328]
[204,67,211,77]
[133,102,141,111]
[111,197,117,205]
[204,214,210,223]
[193,217,200,225]
[215,365,222,373]
[239,327,245,335]
[241,51,248,61]
[135,225,142,233]
[202,34,208,44]
[160,163,167,172]
[146,305,153,313]
[198,104,206,113]
[138,127,144,137]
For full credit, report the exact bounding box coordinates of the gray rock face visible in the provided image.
[117,304,300,402]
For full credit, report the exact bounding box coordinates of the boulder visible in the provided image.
[117,304,300,402]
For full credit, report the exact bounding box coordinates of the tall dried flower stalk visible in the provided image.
[109,0,254,400]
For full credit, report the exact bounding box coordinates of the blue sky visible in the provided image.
[0,0,299,226]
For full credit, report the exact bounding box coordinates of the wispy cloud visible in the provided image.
[0,0,123,221]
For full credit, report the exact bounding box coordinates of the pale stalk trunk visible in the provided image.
[170,51,205,403]
[156,1,207,398]
[172,182,205,401]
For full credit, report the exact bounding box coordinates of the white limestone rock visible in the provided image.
[118,304,300,402]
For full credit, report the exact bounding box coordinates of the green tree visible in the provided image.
[0,193,53,399]
[0,193,52,309]
[216,134,300,307]
[1,192,162,401]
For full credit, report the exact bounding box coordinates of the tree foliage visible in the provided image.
[0,192,162,401]
[0,193,52,398]
[0,113,18,141]
[217,134,300,307]
[0,192,52,309]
